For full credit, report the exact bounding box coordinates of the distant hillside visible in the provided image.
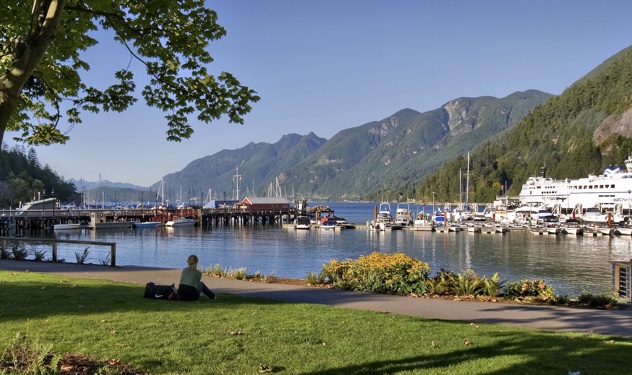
[144,92,550,202]
[415,44,632,204]
[285,90,551,200]
[153,133,327,201]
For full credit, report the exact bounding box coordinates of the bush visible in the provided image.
[10,245,29,260]
[0,332,62,374]
[576,292,618,309]
[503,279,556,302]
[320,252,430,296]
[426,270,503,297]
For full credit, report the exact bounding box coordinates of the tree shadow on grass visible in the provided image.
[299,328,631,375]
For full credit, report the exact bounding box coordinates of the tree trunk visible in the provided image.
[0,0,67,145]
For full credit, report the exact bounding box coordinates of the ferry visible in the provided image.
[518,156,632,213]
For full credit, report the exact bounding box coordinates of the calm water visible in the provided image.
[28,202,632,297]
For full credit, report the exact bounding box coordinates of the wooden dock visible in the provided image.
[0,206,298,235]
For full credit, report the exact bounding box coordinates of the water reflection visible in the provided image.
[24,214,632,297]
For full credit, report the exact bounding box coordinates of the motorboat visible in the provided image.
[294,216,312,230]
[394,203,412,226]
[332,217,356,229]
[546,224,561,235]
[320,220,337,230]
[53,223,81,230]
[615,226,632,235]
[132,221,162,229]
[372,202,399,231]
[413,212,434,231]
[165,217,197,227]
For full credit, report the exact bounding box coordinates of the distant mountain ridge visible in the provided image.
[415,44,632,204]
[145,90,551,201]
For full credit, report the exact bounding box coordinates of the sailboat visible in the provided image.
[454,153,475,220]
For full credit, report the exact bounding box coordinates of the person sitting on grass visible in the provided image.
[177,254,215,301]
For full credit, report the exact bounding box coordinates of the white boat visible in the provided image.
[320,220,337,230]
[598,227,614,236]
[372,202,402,231]
[562,223,583,235]
[518,155,632,213]
[165,217,197,227]
[615,226,632,235]
[394,203,412,226]
[294,216,312,230]
[432,209,447,227]
[54,223,81,230]
[467,225,481,233]
[132,221,162,229]
[546,225,561,235]
[412,212,434,231]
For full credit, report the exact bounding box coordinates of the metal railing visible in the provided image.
[0,237,117,266]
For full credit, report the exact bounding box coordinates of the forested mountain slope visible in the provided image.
[415,45,632,204]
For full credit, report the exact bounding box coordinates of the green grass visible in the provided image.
[1,270,631,374]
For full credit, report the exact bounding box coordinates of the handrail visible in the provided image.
[0,237,117,267]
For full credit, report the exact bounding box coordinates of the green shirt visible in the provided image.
[179,267,202,288]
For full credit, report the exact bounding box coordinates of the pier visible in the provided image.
[0,206,298,235]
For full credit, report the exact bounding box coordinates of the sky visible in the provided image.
[9,1,632,187]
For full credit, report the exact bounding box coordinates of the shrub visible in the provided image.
[33,250,46,262]
[426,270,503,297]
[576,292,618,309]
[503,279,556,302]
[0,332,62,374]
[320,252,430,296]
[306,270,327,285]
[10,245,29,260]
[74,247,90,264]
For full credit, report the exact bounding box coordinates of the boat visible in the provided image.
[294,216,312,230]
[332,217,356,229]
[546,224,561,235]
[132,221,162,229]
[561,221,583,235]
[615,226,632,235]
[320,220,337,230]
[165,217,197,227]
[372,202,402,231]
[598,226,614,236]
[466,224,481,233]
[92,221,133,229]
[412,211,434,231]
[518,156,632,213]
[432,209,447,227]
[53,223,81,230]
[394,203,412,226]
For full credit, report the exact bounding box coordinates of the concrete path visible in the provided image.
[2,260,632,338]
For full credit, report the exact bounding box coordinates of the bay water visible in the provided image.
[39,202,632,297]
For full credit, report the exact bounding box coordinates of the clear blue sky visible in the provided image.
[16,0,632,187]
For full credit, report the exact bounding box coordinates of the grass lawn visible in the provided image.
[1,270,631,374]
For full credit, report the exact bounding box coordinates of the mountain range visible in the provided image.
[77,44,632,205]
[142,90,551,202]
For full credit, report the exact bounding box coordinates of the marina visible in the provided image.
[2,202,631,298]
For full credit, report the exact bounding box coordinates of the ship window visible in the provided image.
[612,184,615,188]
[600,185,603,188]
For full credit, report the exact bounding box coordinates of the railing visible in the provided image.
[0,237,117,267]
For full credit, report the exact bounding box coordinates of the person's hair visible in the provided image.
[187,255,198,267]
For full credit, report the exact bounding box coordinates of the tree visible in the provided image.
[0,0,259,146]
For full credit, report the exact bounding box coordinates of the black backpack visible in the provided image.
[144,282,178,299]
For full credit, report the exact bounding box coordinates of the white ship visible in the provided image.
[518,156,632,215]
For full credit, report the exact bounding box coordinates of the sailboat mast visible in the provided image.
[466,152,470,206]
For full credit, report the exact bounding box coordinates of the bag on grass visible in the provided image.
[144,282,178,299]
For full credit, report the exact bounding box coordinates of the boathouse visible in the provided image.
[241,197,291,210]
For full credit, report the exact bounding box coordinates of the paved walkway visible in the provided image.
[2,260,632,338]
